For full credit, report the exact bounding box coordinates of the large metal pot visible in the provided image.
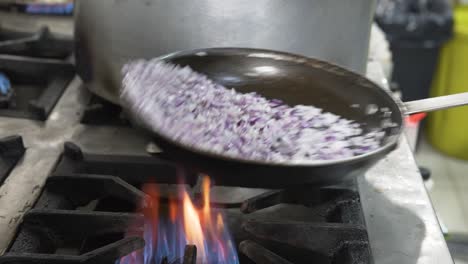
[74,0,376,105]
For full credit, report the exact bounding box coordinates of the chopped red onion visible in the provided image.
[121,60,385,163]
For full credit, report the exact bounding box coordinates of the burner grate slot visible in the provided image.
[0,135,25,185]
[80,94,129,126]
[0,57,74,120]
[243,219,370,263]
[240,240,293,264]
[241,186,365,226]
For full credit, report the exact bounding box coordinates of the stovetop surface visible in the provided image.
[0,13,454,264]
[0,142,372,264]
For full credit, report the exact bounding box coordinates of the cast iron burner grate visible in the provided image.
[0,142,372,264]
[0,55,74,120]
[0,26,73,59]
[0,135,25,185]
[80,93,130,126]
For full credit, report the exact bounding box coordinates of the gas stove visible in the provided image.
[0,141,371,264]
[0,13,454,264]
[0,28,373,262]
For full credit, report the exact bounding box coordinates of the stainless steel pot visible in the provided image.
[74,0,376,104]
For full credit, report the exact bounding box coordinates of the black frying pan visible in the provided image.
[141,48,468,188]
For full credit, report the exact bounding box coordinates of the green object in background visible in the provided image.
[428,5,468,159]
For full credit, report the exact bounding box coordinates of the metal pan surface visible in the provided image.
[132,48,404,187]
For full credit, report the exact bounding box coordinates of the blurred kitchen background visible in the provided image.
[376,0,468,262]
[1,0,468,262]
[377,0,468,263]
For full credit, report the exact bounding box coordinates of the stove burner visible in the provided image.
[80,94,129,126]
[0,56,74,120]
[0,26,73,59]
[0,135,25,185]
[0,143,372,264]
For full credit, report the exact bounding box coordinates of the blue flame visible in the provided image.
[117,181,239,264]
[0,73,11,96]
[25,3,74,15]
[117,210,239,264]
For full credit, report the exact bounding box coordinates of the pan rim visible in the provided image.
[145,47,406,167]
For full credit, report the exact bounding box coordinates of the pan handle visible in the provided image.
[404,92,468,115]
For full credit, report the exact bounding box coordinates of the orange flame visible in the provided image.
[202,175,211,225]
[168,195,178,222]
[216,213,224,233]
[182,191,207,262]
[118,177,239,264]
[142,184,160,241]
